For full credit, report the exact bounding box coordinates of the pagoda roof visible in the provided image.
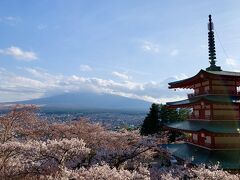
[164,120,240,134]
[166,95,240,107]
[169,69,240,89]
[161,143,240,170]
[207,70,240,76]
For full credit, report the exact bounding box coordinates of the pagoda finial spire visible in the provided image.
[206,14,222,71]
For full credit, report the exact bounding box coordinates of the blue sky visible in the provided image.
[1,0,240,103]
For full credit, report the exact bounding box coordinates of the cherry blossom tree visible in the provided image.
[48,163,150,180]
[0,138,90,178]
[0,106,239,179]
[0,105,48,143]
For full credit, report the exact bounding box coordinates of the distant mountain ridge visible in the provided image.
[4,92,151,110]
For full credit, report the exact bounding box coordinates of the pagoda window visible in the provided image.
[204,86,209,93]
[194,110,199,118]
[205,136,211,144]
[205,110,211,117]
[192,133,198,142]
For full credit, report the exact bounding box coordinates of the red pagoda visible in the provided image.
[163,15,240,169]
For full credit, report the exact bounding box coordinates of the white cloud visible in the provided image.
[0,16,21,26]
[5,16,17,21]
[170,49,179,56]
[80,64,92,72]
[112,71,129,80]
[140,41,181,57]
[0,67,187,103]
[225,58,240,72]
[174,73,188,80]
[141,41,160,53]
[0,46,38,61]
[226,58,237,66]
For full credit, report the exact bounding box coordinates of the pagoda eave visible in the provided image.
[163,120,240,134]
[169,70,203,89]
[166,95,240,108]
[161,143,240,170]
[169,69,240,89]
[164,125,240,136]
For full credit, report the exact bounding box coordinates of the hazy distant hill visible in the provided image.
[6,92,151,110]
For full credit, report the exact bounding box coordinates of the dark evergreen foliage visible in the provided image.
[140,103,160,135]
[140,104,190,136]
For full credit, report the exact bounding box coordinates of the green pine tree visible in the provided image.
[140,104,190,137]
[159,105,190,123]
[159,105,190,142]
[140,103,160,135]
[159,104,179,124]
